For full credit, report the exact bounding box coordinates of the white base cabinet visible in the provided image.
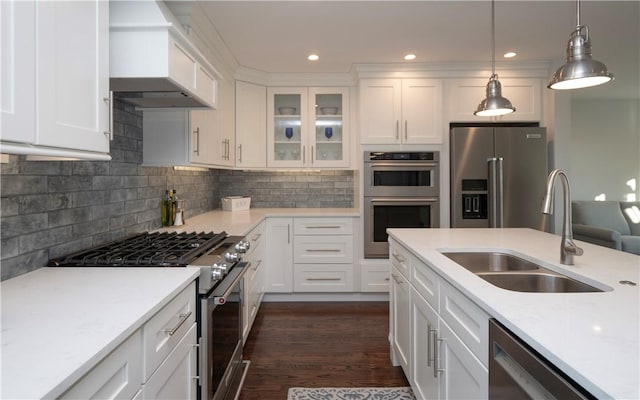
[242,221,266,343]
[292,218,355,292]
[143,323,198,400]
[59,282,198,400]
[264,218,294,293]
[59,330,143,400]
[389,239,489,400]
[390,265,411,376]
[264,217,356,293]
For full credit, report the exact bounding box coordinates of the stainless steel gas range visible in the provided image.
[49,231,252,400]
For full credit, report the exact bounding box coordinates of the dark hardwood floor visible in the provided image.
[239,302,409,400]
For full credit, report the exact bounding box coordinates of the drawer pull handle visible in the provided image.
[306,278,341,281]
[391,273,402,284]
[164,311,192,336]
[306,225,341,229]
[251,233,262,241]
[306,249,341,253]
[392,252,405,263]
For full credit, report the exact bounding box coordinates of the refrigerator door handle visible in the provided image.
[497,157,505,228]
[487,157,498,227]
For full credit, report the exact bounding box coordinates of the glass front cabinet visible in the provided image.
[267,87,350,168]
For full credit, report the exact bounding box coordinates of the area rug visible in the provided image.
[287,386,416,400]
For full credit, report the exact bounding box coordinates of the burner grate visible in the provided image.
[49,231,228,267]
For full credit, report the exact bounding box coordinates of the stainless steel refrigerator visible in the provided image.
[450,126,548,231]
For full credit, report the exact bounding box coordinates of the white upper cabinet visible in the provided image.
[359,79,443,145]
[142,109,222,168]
[235,81,267,169]
[447,78,543,122]
[1,0,111,159]
[267,87,350,169]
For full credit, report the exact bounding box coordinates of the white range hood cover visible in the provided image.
[109,1,219,109]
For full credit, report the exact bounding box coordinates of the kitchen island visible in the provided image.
[388,227,639,399]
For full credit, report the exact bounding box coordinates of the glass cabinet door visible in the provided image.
[267,87,348,168]
[274,93,302,162]
[310,88,349,168]
[268,88,308,167]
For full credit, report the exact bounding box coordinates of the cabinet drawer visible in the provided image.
[294,218,353,235]
[294,235,353,264]
[361,265,391,293]
[412,260,440,310]
[245,222,265,259]
[143,323,198,400]
[439,280,490,366]
[294,264,354,292]
[143,281,197,381]
[389,241,412,279]
[59,330,142,400]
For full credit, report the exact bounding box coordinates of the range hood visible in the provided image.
[110,1,219,109]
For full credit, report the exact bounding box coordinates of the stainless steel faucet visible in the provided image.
[541,169,584,265]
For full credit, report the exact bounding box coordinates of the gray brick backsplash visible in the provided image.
[1,98,354,281]
[1,213,48,238]
[1,175,48,196]
[48,207,92,228]
[1,250,48,281]
[20,226,73,253]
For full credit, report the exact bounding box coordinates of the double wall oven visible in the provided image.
[49,231,251,400]
[364,151,440,258]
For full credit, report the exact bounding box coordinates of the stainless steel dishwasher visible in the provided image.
[489,319,596,400]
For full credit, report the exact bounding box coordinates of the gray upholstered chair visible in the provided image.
[572,200,640,255]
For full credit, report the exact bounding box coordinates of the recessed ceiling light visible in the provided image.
[503,52,517,58]
[404,54,416,60]
[308,54,319,61]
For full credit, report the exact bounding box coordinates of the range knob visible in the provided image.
[213,262,229,272]
[225,252,240,263]
[235,240,250,253]
[211,269,224,281]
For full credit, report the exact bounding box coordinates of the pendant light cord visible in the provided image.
[576,0,581,27]
[491,0,496,76]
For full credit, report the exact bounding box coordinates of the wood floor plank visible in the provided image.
[239,302,409,400]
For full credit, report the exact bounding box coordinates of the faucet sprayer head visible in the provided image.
[542,193,554,214]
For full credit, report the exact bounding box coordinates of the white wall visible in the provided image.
[570,99,640,202]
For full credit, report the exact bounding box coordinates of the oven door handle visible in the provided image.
[370,197,439,203]
[368,162,438,168]
[209,261,250,306]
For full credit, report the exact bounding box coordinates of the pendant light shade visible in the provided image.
[475,74,515,117]
[474,0,515,117]
[548,0,614,90]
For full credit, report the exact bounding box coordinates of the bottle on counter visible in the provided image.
[161,189,174,226]
[171,189,178,224]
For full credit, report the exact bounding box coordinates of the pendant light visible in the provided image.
[474,0,515,117]
[548,0,614,90]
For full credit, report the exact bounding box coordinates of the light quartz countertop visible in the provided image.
[1,208,358,399]
[387,227,640,400]
[0,267,200,400]
[158,208,360,236]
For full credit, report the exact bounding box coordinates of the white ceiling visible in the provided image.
[172,1,639,99]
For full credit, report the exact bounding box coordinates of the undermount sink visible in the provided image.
[442,251,604,293]
[476,271,602,293]
[442,252,540,273]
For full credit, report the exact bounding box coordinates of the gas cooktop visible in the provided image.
[48,231,228,267]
